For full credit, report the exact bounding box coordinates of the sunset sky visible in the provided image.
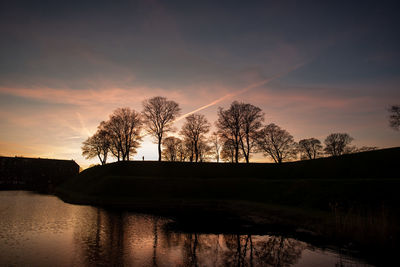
[0,1,399,167]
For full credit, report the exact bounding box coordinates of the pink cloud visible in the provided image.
[0,76,398,166]
[0,86,182,107]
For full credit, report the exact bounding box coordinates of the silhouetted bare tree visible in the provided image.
[216,101,264,163]
[103,107,142,161]
[162,136,182,161]
[181,137,194,162]
[217,106,240,163]
[175,139,191,162]
[257,123,297,163]
[324,133,353,156]
[142,96,181,161]
[98,120,121,161]
[388,105,400,131]
[180,114,210,162]
[239,103,264,163]
[210,132,222,162]
[81,129,110,165]
[221,139,242,163]
[298,138,322,160]
[198,138,212,162]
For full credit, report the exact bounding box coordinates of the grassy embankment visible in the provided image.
[57,147,400,260]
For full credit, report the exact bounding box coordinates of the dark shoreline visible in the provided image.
[56,191,396,266]
[0,190,378,267]
[53,147,400,266]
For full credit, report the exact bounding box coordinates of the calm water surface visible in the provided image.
[0,191,372,266]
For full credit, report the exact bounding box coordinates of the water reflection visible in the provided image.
[0,191,372,267]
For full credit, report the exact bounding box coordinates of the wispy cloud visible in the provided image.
[0,87,149,106]
[175,79,271,122]
[175,62,307,121]
[76,112,92,137]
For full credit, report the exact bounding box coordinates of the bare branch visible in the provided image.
[324,133,353,156]
[216,101,264,163]
[180,114,210,162]
[257,123,297,163]
[142,96,181,161]
[298,138,322,160]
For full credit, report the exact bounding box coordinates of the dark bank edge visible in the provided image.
[54,147,400,266]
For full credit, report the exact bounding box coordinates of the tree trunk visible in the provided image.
[242,146,249,163]
[235,146,239,163]
[190,143,194,162]
[245,134,250,163]
[97,154,103,165]
[158,137,162,161]
[239,136,250,163]
[194,141,199,162]
[103,150,108,165]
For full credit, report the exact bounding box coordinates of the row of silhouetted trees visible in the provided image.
[82,96,379,165]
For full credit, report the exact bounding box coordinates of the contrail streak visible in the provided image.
[175,62,305,122]
[76,112,92,137]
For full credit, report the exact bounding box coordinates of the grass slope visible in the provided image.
[57,147,400,209]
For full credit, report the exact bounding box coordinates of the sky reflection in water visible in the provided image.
[0,191,371,266]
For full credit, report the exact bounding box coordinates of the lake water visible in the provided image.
[0,191,372,266]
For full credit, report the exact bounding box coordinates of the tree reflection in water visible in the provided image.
[72,210,365,267]
[219,234,305,267]
[0,192,373,267]
[153,217,158,267]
